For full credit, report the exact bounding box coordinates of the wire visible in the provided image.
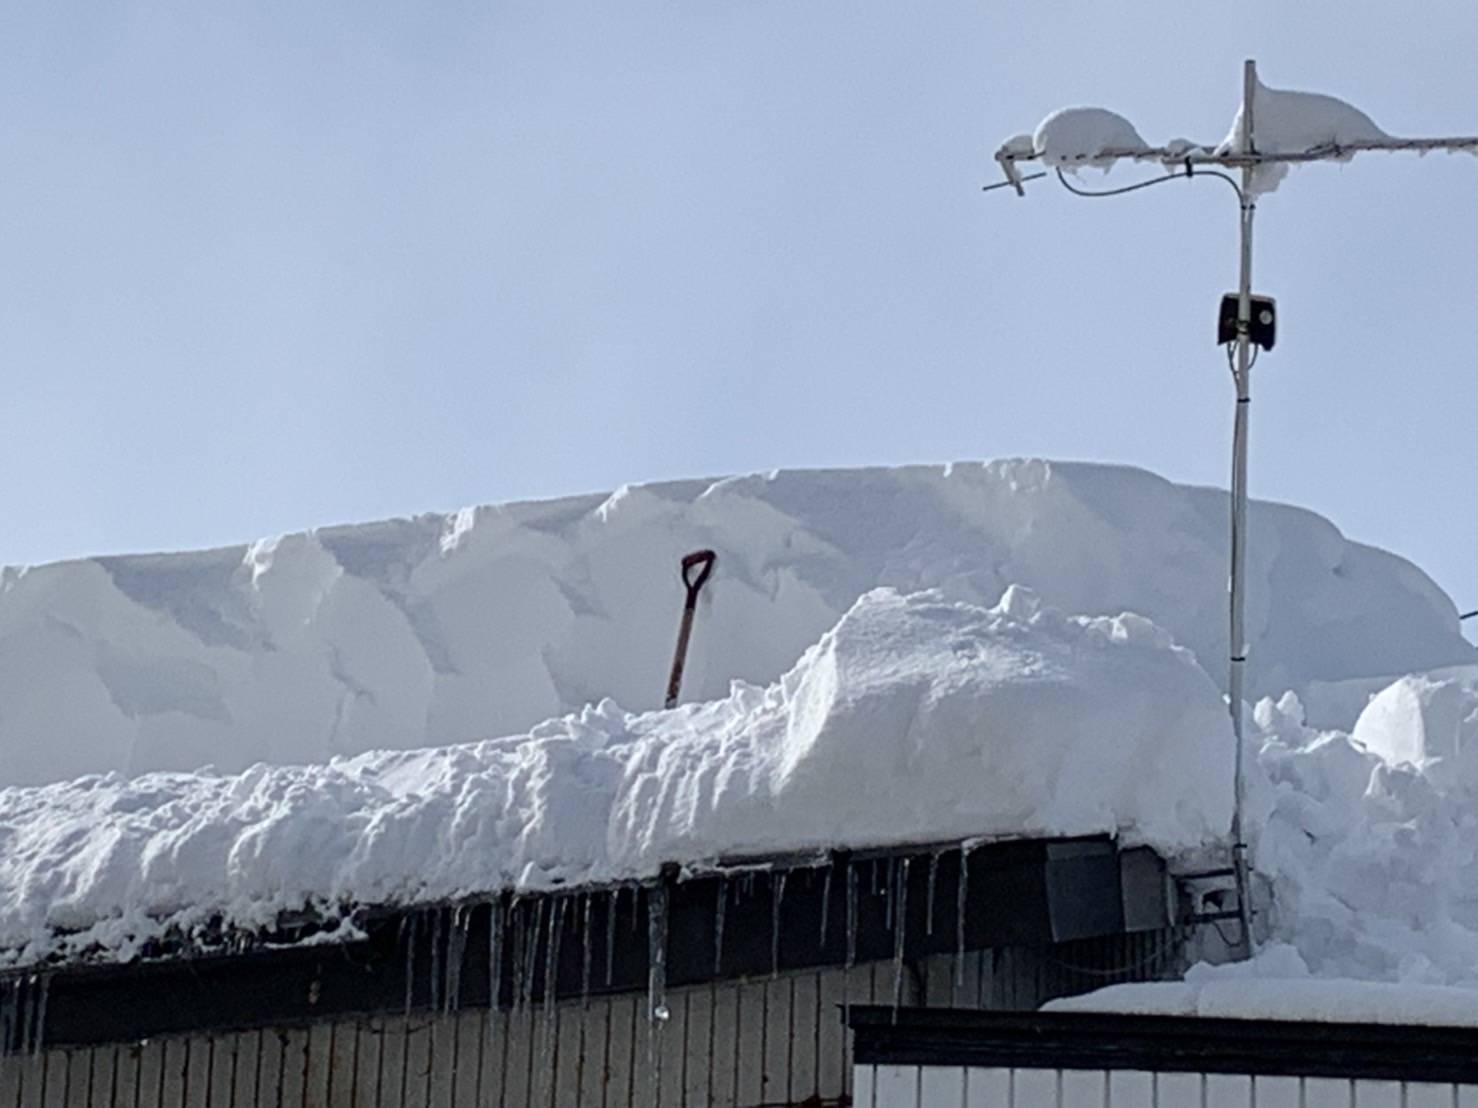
[1053,162,1245,203]
[1461,610,1478,621]
[1053,167,1182,199]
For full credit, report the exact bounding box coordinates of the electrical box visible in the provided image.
[1218,294,1277,351]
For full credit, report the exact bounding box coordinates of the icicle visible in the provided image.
[883,857,896,931]
[770,871,789,978]
[646,881,671,1107]
[580,892,594,1008]
[510,900,527,1013]
[445,905,468,1014]
[17,974,39,1058]
[925,851,940,936]
[845,863,859,971]
[402,914,417,1016]
[955,845,973,993]
[1,977,15,1055]
[647,883,669,1025]
[712,877,728,975]
[520,899,546,1012]
[28,975,47,1057]
[536,897,567,1101]
[891,859,910,1019]
[429,908,444,1014]
[818,865,833,949]
[604,889,619,987]
[489,897,506,1011]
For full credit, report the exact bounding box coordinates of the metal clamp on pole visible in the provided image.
[664,549,717,709]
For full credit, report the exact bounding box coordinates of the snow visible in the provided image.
[1,461,1466,789]
[5,459,1478,1006]
[1005,73,1403,196]
[1030,107,1148,168]
[0,586,1234,967]
[1047,965,1478,1027]
[1051,665,1478,1019]
[1219,74,1393,195]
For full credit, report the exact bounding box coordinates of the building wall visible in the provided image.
[853,1064,1478,1108]
[0,931,1181,1107]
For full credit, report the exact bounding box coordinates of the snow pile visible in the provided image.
[0,587,1234,967]
[1219,74,1392,195]
[1052,665,1478,1020]
[1247,674,1478,986]
[1,461,1466,789]
[1031,108,1148,168]
[1047,953,1478,1027]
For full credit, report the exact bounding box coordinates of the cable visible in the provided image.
[1054,167,1182,199]
[1053,162,1246,203]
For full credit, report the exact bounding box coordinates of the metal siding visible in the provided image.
[874,1064,919,1108]
[1354,1080,1402,1108]
[1107,1070,1155,1107]
[1303,1077,1354,1108]
[304,1023,336,1108]
[1405,1084,1457,1108]
[919,1066,965,1106]
[1206,1072,1251,1108]
[1060,1068,1104,1107]
[1252,1075,1301,1108]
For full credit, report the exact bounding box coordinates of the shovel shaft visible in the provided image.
[664,549,716,709]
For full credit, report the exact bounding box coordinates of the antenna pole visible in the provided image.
[1227,59,1257,959]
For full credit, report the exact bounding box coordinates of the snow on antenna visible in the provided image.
[987,60,1478,962]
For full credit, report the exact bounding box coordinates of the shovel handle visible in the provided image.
[681,549,717,600]
[666,549,717,709]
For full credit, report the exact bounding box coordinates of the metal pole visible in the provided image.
[1227,58,1257,958]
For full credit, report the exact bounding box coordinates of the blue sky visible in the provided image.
[3,1,1475,617]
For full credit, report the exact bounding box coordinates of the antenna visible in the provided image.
[987,61,1478,962]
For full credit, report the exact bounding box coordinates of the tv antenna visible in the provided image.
[988,60,1478,959]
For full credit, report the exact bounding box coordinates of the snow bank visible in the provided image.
[0,587,1234,967]
[1057,666,1478,1016]
[1,461,1466,788]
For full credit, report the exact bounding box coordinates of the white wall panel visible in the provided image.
[890,1064,1478,1108]
[920,1066,966,1106]
[1060,1068,1104,1107]
[964,1067,1011,1108]
[1011,1067,1058,1108]
[875,1063,920,1108]
[1252,1075,1301,1108]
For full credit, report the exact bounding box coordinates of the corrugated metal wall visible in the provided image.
[855,1064,1478,1108]
[0,959,906,1108]
[0,929,1180,1107]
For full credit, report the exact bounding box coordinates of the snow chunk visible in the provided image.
[1220,75,1392,195]
[0,588,1234,967]
[1352,675,1470,768]
[1031,108,1148,168]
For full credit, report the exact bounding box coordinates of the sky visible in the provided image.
[2,1,1476,621]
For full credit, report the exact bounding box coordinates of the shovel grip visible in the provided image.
[681,549,716,600]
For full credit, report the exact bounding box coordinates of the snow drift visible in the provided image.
[0,587,1234,967]
[0,461,1467,788]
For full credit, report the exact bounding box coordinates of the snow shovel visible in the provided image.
[664,549,716,709]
